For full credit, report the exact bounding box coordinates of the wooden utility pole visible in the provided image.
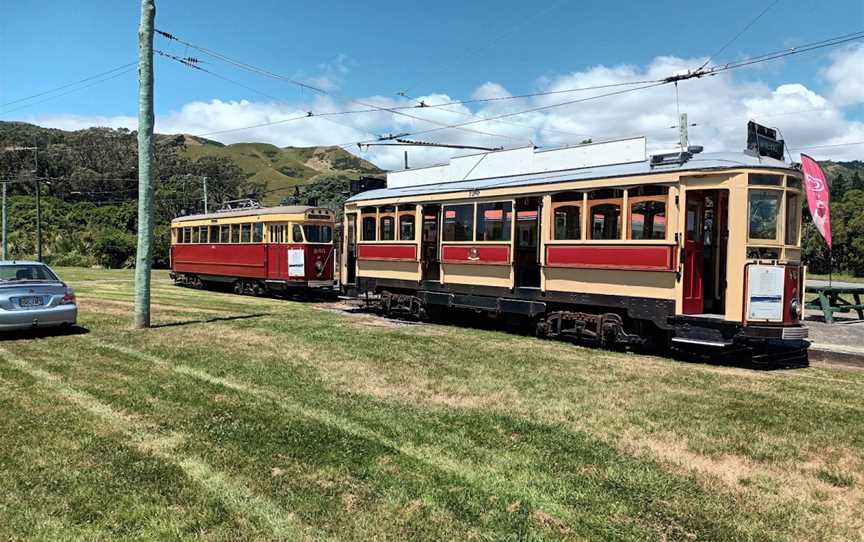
[1,181,7,260]
[135,0,155,329]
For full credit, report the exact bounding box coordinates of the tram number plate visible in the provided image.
[19,296,44,308]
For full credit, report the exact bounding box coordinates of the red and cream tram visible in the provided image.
[170,204,336,295]
[341,131,808,358]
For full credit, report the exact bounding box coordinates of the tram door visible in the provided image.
[345,213,357,285]
[683,191,705,314]
[515,197,541,288]
[683,189,729,315]
[421,205,440,282]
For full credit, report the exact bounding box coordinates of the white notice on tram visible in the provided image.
[747,265,785,321]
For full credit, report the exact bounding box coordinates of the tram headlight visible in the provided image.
[790,298,801,320]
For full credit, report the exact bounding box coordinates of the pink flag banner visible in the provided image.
[801,154,832,248]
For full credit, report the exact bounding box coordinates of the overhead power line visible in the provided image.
[152,28,863,151]
[0,65,137,115]
[367,30,864,144]
[697,0,781,71]
[789,141,864,151]
[155,29,528,144]
[0,62,137,108]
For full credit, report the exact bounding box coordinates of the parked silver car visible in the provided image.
[0,261,77,331]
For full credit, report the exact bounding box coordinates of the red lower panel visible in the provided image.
[441,244,510,265]
[172,244,267,278]
[357,244,417,261]
[546,245,675,271]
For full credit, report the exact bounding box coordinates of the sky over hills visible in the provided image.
[2,0,863,170]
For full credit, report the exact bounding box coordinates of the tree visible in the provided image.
[830,173,847,200]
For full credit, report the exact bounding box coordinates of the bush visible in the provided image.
[92,231,137,268]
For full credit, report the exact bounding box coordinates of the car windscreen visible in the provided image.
[303,224,333,243]
[0,264,59,282]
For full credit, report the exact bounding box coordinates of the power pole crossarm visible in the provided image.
[134,0,156,329]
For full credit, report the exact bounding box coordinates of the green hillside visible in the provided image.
[176,135,381,204]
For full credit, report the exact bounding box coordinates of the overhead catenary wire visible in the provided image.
[696,0,781,71]
[152,28,864,157]
[155,29,529,145]
[365,30,864,144]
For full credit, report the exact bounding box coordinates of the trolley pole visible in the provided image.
[202,176,208,214]
[134,0,156,329]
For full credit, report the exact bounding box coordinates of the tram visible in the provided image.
[341,128,808,357]
[170,202,336,295]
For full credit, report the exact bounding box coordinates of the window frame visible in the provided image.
[379,215,396,241]
[239,223,252,243]
[361,215,377,241]
[292,223,304,243]
[551,200,583,241]
[587,189,624,241]
[747,187,783,244]
[627,189,668,241]
[442,203,477,243]
[784,189,802,246]
[475,201,513,242]
[398,212,416,241]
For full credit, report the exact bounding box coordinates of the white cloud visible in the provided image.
[823,43,864,107]
[20,52,864,169]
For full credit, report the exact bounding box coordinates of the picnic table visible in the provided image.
[805,283,864,324]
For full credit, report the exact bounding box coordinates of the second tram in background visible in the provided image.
[170,201,336,295]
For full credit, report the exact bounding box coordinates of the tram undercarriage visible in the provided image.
[366,282,808,366]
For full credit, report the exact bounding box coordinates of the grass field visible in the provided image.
[0,268,862,541]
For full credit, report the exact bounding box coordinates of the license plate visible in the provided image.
[19,296,44,308]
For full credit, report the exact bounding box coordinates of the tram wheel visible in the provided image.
[233,281,243,295]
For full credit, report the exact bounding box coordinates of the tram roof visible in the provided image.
[171,205,320,224]
[347,151,796,203]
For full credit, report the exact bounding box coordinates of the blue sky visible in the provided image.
[1,0,863,167]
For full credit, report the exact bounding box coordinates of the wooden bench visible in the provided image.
[805,285,864,324]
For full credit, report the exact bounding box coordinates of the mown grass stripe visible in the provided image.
[0,345,326,542]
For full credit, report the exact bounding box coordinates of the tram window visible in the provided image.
[476,202,512,242]
[191,227,200,244]
[749,174,783,186]
[443,204,474,242]
[199,226,210,243]
[180,227,188,243]
[630,200,666,240]
[209,226,219,243]
[220,225,230,243]
[304,224,333,243]
[554,206,581,240]
[399,215,415,240]
[589,204,621,240]
[362,217,376,241]
[230,224,240,243]
[240,223,251,243]
[380,217,395,240]
[787,177,802,190]
[785,192,800,245]
[292,224,304,243]
[251,223,263,243]
[748,190,781,240]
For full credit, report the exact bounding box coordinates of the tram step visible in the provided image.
[671,337,734,347]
